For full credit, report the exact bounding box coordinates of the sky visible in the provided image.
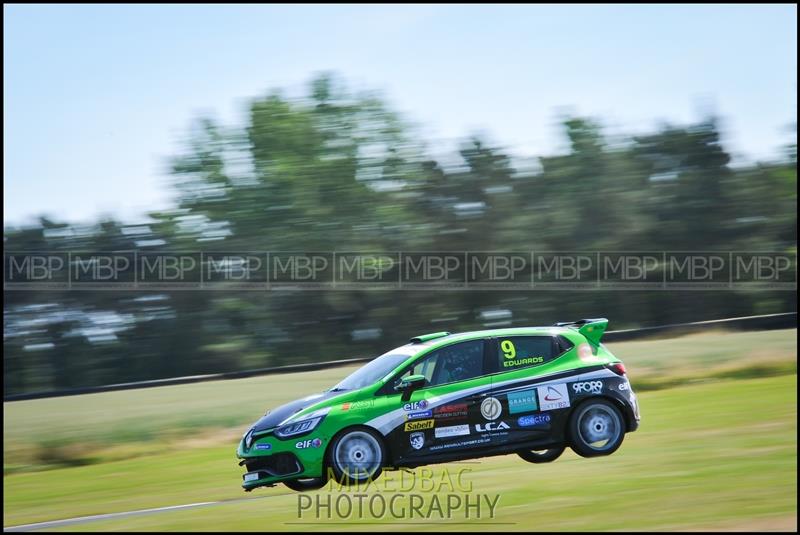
[3,4,797,226]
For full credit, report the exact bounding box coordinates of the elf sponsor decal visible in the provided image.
[571,380,603,395]
[507,389,538,414]
[402,400,429,412]
[434,424,470,439]
[295,438,323,449]
[618,381,630,391]
[537,384,570,411]
[480,397,502,420]
[406,410,433,420]
[475,421,510,432]
[517,414,551,427]
[429,437,490,452]
[404,419,434,432]
[433,403,469,420]
[409,432,425,450]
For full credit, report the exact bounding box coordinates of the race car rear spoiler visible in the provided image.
[553,318,608,346]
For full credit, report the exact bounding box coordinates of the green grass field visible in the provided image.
[3,329,798,531]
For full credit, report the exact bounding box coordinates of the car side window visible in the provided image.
[496,336,555,371]
[394,340,485,389]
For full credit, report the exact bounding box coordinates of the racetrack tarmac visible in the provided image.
[3,494,292,532]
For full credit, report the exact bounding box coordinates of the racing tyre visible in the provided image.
[283,477,328,492]
[327,427,386,485]
[568,398,625,458]
[517,446,566,464]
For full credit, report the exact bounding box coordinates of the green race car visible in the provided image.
[237,318,640,491]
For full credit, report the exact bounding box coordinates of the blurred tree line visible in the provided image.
[4,74,797,394]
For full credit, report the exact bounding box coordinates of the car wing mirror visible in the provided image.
[394,374,426,392]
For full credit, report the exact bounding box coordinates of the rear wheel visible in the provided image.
[517,446,566,464]
[327,427,386,485]
[283,476,328,492]
[568,398,625,457]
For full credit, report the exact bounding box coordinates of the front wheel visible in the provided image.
[283,477,328,492]
[517,446,565,464]
[568,398,625,457]
[327,427,386,485]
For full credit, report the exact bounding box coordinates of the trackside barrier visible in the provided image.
[4,312,796,402]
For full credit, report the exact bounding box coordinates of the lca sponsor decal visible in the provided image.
[475,421,509,432]
[434,424,470,439]
[404,419,434,432]
[571,380,603,395]
[537,383,570,411]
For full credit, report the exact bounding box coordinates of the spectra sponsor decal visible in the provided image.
[475,421,510,432]
[517,414,551,427]
[295,438,323,449]
[480,397,502,420]
[402,400,429,411]
[409,432,425,450]
[571,380,603,395]
[254,443,272,450]
[406,410,433,420]
[434,424,470,438]
[433,403,469,420]
[507,389,538,414]
[537,383,570,411]
[404,419,434,432]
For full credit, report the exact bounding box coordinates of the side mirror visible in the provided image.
[395,374,426,401]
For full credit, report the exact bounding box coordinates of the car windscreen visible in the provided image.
[331,352,412,391]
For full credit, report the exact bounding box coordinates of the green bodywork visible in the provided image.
[237,321,621,488]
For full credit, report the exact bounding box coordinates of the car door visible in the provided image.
[378,338,494,462]
[484,335,563,447]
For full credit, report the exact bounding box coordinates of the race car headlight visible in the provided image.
[274,416,323,438]
[243,427,255,449]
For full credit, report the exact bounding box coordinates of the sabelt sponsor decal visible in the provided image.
[434,424,470,438]
[537,383,570,411]
[404,419,434,432]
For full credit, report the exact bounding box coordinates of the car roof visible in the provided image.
[404,325,575,355]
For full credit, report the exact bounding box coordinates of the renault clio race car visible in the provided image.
[237,318,640,491]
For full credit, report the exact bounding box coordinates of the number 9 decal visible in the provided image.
[501,340,516,360]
